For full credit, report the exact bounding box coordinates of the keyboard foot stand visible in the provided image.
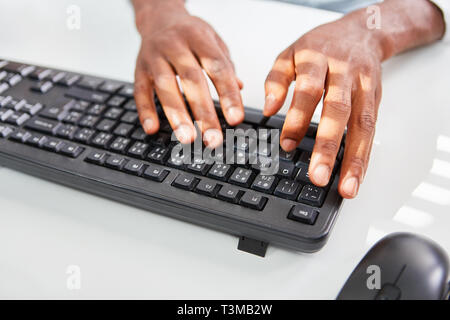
[237,236,268,257]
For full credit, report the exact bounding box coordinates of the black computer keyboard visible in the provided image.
[0,59,344,256]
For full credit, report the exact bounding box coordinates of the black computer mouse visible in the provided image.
[337,232,449,300]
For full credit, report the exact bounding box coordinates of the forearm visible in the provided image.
[343,0,445,61]
[131,0,186,34]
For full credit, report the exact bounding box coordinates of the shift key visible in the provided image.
[65,86,109,104]
[25,117,60,135]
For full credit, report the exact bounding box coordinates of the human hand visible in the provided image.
[263,0,445,199]
[132,0,244,148]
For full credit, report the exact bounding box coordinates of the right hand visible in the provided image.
[133,0,244,148]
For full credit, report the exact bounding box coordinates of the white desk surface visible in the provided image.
[0,0,449,299]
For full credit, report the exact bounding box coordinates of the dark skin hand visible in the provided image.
[132,0,445,198]
[132,0,244,149]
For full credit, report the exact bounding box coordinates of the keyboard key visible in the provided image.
[288,205,319,225]
[20,102,43,116]
[78,115,100,128]
[265,117,284,129]
[142,164,169,182]
[29,68,53,81]
[194,179,220,197]
[274,179,301,200]
[87,103,107,116]
[109,136,131,153]
[123,100,137,111]
[70,100,90,112]
[0,124,13,138]
[0,109,14,122]
[91,132,113,149]
[151,132,170,146]
[5,112,30,126]
[123,160,145,176]
[104,107,124,120]
[297,151,311,165]
[66,86,109,104]
[172,173,198,191]
[113,122,134,137]
[121,111,139,124]
[295,163,311,184]
[99,81,123,94]
[298,184,325,207]
[279,149,299,162]
[251,174,277,194]
[228,167,255,188]
[85,151,108,165]
[239,191,268,211]
[3,62,35,76]
[31,80,53,93]
[105,155,127,170]
[77,76,104,90]
[26,133,48,147]
[167,150,187,169]
[73,128,95,143]
[63,111,83,124]
[207,163,233,181]
[118,85,134,98]
[277,161,297,179]
[216,185,241,203]
[6,73,22,87]
[59,143,84,158]
[147,146,169,163]
[43,137,65,152]
[131,127,147,141]
[186,162,211,176]
[9,129,31,143]
[128,141,150,159]
[40,105,68,121]
[55,73,80,87]
[96,119,116,132]
[25,117,60,135]
[107,95,126,108]
[0,83,9,94]
[56,124,78,139]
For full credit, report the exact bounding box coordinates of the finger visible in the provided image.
[166,49,223,148]
[263,48,295,117]
[148,55,197,144]
[192,37,245,126]
[134,68,160,135]
[214,33,243,90]
[280,50,327,151]
[338,76,379,198]
[309,61,352,187]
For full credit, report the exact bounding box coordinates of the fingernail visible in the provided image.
[143,118,154,133]
[313,164,330,186]
[174,124,195,144]
[203,128,223,149]
[342,176,359,197]
[281,138,297,151]
[227,107,244,124]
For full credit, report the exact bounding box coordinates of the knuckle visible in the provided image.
[296,80,323,102]
[357,111,377,133]
[180,67,204,83]
[347,156,366,172]
[325,100,352,117]
[317,139,339,155]
[208,58,231,78]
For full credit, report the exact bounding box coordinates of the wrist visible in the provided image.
[133,0,187,34]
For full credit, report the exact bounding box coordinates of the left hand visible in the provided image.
[263,12,384,199]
